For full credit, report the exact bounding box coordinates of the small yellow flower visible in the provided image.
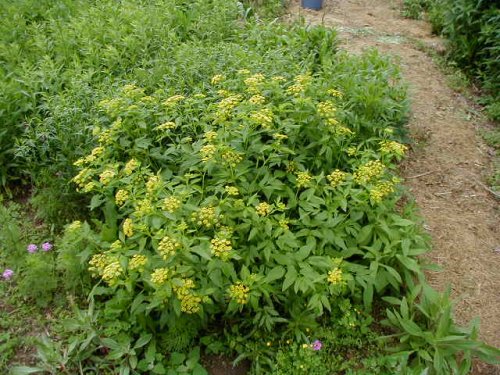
[67,220,82,233]
[327,170,347,188]
[327,88,344,98]
[151,268,170,286]
[327,268,344,285]
[347,147,357,156]
[123,218,134,237]
[146,175,162,194]
[353,160,385,185]
[102,260,123,286]
[317,101,337,117]
[237,69,251,75]
[163,95,185,106]
[157,236,181,260]
[129,254,148,271]
[379,140,407,157]
[204,131,218,142]
[211,74,224,85]
[200,144,217,162]
[228,282,250,305]
[210,237,232,260]
[256,202,272,216]
[124,159,140,175]
[296,171,312,188]
[369,181,395,203]
[157,121,176,131]
[286,83,305,96]
[99,169,116,185]
[249,94,265,105]
[115,189,129,206]
[224,186,239,196]
[221,149,243,168]
[250,109,273,129]
[163,196,181,213]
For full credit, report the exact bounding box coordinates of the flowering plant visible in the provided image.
[71,71,426,362]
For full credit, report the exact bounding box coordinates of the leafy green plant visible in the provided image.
[382,284,500,374]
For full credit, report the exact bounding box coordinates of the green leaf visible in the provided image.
[265,266,285,282]
[134,333,152,349]
[282,267,297,291]
[10,367,45,375]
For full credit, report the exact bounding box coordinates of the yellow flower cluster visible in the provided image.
[200,144,217,162]
[75,146,105,166]
[204,131,218,142]
[379,140,407,156]
[157,121,176,131]
[82,181,98,193]
[295,74,312,86]
[273,133,288,141]
[221,149,243,168]
[224,186,239,196]
[115,189,129,206]
[317,101,337,117]
[353,160,385,185]
[286,83,305,96]
[158,236,181,260]
[67,220,82,233]
[211,74,224,85]
[228,282,250,305]
[102,260,123,286]
[250,108,273,129]
[210,237,232,260]
[327,170,347,188]
[369,181,395,203]
[279,218,290,230]
[97,129,113,145]
[327,267,343,285]
[174,278,201,314]
[123,218,134,237]
[98,98,126,117]
[146,175,161,194]
[217,94,242,113]
[237,69,251,75]
[134,199,153,217]
[163,95,185,106]
[110,240,122,251]
[244,73,265,93]
[163,196,181,212]
[328,88,343,98]
[347,147,357,156]
[89,254,108,276]
[249,94,266,105]
[217,89,231,97]
[296,171,312,188]
[73,168,92,189]
[122,84,145,98]
[191,206,219,228]
[256,202,272,216]
[151,268,170,286]
[99,169,116,185]
[272,76,286,82]
[124,159,140,175]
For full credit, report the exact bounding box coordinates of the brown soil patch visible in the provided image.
[288,0,499,373]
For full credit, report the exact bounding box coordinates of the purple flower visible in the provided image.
[27,244,38,253]
[2,269,14,280]
[312,340,322,351]
[41,242,53,252]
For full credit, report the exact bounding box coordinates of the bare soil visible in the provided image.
[287,0,499,373]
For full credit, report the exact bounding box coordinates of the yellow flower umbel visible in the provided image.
[286,83,305,96]
[191,206,219,228]
[327,170,347,188]
[249,94,266,105]
[158,236,181,260]
[67,220,82,233]
[163,95,185,106]
[203,131,218,142]
[244,73,265,93]
[99,169,116,185]
[353,160,385,185]
[221,149,243,168]
[102,260,123,286]
[216,95,242,121]
[200,144,217,162]
[317,101,337,118]
[224,186,239,196]
[256,202,272,216]
[211,74,224,85]
[123,218,134,237]
[151,268,170,286]
[210,237,232,261]
[327,88,344,98]
[157,121,176,131]
[134,199,153,218]
[250,108,273,129]
[228,282,250,305]
[369,181,395,203]
[174,278,201,314]
[124,159,140,175]
[115,189,129,206]
[379,140,407,157]
[327,267,344,285]
[146,175,162,194]
[163,196,181,213]
[73,168,93,189]
[88,253,108,276]
[296,171,312,188]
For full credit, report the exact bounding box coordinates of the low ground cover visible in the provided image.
[1,0,498,374]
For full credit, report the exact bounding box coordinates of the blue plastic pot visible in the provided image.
[301,0,324,10]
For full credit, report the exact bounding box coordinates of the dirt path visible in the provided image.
[287,1,499,373]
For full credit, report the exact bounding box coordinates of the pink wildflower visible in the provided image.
[2,269,14,280]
